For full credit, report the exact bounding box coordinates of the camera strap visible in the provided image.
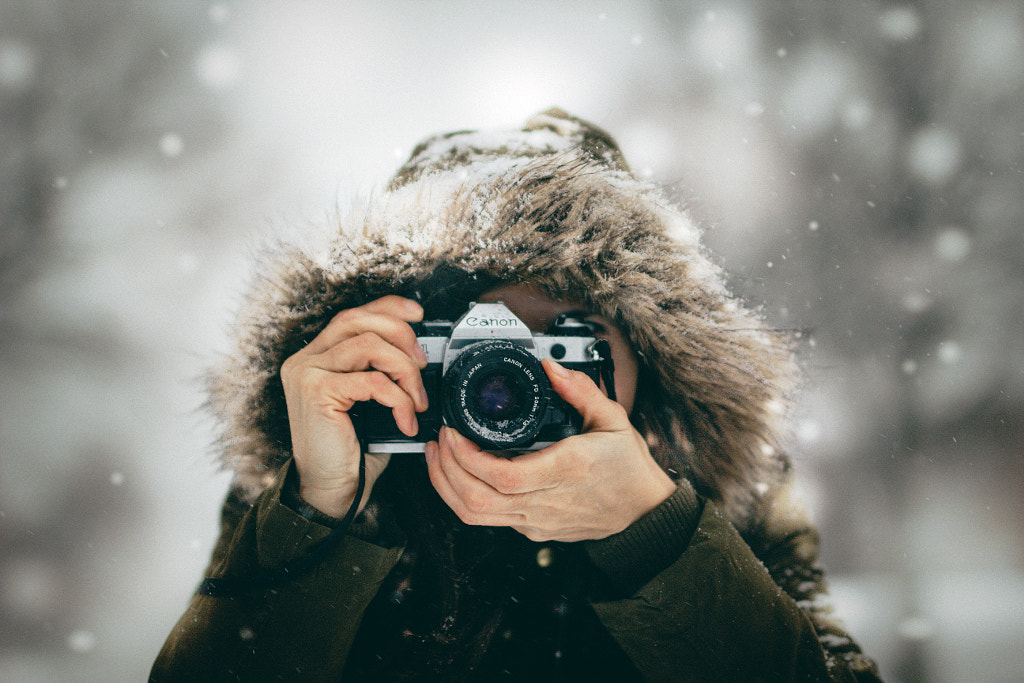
[196,452,367,598]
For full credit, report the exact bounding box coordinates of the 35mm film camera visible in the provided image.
[349,302,613,453]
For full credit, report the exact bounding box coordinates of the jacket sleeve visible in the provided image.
[583,481,882,682]
[149,461,405,682]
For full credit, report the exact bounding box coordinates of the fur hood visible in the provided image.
[208,109,799,525]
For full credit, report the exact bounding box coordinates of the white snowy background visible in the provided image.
[2,2,1023,681]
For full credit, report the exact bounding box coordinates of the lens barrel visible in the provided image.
[442,340,550,450]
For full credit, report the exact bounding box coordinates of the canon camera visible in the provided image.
[349,302,613,454]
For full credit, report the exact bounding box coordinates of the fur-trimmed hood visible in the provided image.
[208,108,799,525]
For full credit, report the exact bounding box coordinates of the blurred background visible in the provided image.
[2,1,1022,680]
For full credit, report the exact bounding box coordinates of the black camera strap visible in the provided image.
[196,452,367,598]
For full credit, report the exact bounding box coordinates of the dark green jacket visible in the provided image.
[151,460,881,682]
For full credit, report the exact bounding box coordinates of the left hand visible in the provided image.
[424,358,677,542]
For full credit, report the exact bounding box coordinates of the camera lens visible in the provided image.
[442,340,550,450]
[473,371,523,420]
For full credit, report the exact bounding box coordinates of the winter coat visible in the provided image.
[151,109,882,681]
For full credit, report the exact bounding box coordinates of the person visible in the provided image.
[151,109,882,681]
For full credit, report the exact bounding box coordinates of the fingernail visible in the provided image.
[413,343,428,365]
[419,386,429,408]
[405,299,423,316]
[547,359,570,378]
[424,441,437,461]
[442,425,458,444]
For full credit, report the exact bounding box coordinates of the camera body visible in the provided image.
[349,302,611,453]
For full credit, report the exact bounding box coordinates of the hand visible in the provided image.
[424,358,677,542]
[279,295,429,517]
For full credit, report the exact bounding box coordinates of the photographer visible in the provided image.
[151,109,881,681]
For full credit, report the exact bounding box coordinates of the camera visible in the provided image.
[349,302,613,453]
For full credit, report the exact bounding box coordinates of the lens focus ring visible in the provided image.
[442,340,550,450]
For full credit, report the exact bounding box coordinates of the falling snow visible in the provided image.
[2,2,1023,681]
[159,132,185,158]
[935,227,971,262]
[194,43,241,90]
[906,127,963,185]
[67,630,97,654]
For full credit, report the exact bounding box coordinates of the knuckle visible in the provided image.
[574,449,596,474]
[354,330,383,348]
[523,528,548,543]
[280,353,302,380]
[559,460,583,484]
[293,362,315,381]
[326,309,356,332]
[345,333,379,361]
[491,470,520,494]
[607,401,629,423]
[280,363,295,386]
[458,508,485,526]
[335,307,358,323]
[463,491,491,514]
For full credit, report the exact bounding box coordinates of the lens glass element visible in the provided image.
[472,371,523,420]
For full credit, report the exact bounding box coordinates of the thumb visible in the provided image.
[542,358,628,433]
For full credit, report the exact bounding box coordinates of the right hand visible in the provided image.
[279,295,429,518]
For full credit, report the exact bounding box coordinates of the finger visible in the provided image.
[322,370,420,437]
[511,526,548,543]
[512,525,594,544]
[542,358,629,433]
[306,298,426,363]
[307,309,425,363]
[358,295,424,318]
[436,429,525,516]
[425,438,522,527]
[442,426,555,495]
[315,332,429,412]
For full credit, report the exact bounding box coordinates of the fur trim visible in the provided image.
[207,111,799,526]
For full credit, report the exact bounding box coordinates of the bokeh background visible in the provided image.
[2,1,1022,680]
